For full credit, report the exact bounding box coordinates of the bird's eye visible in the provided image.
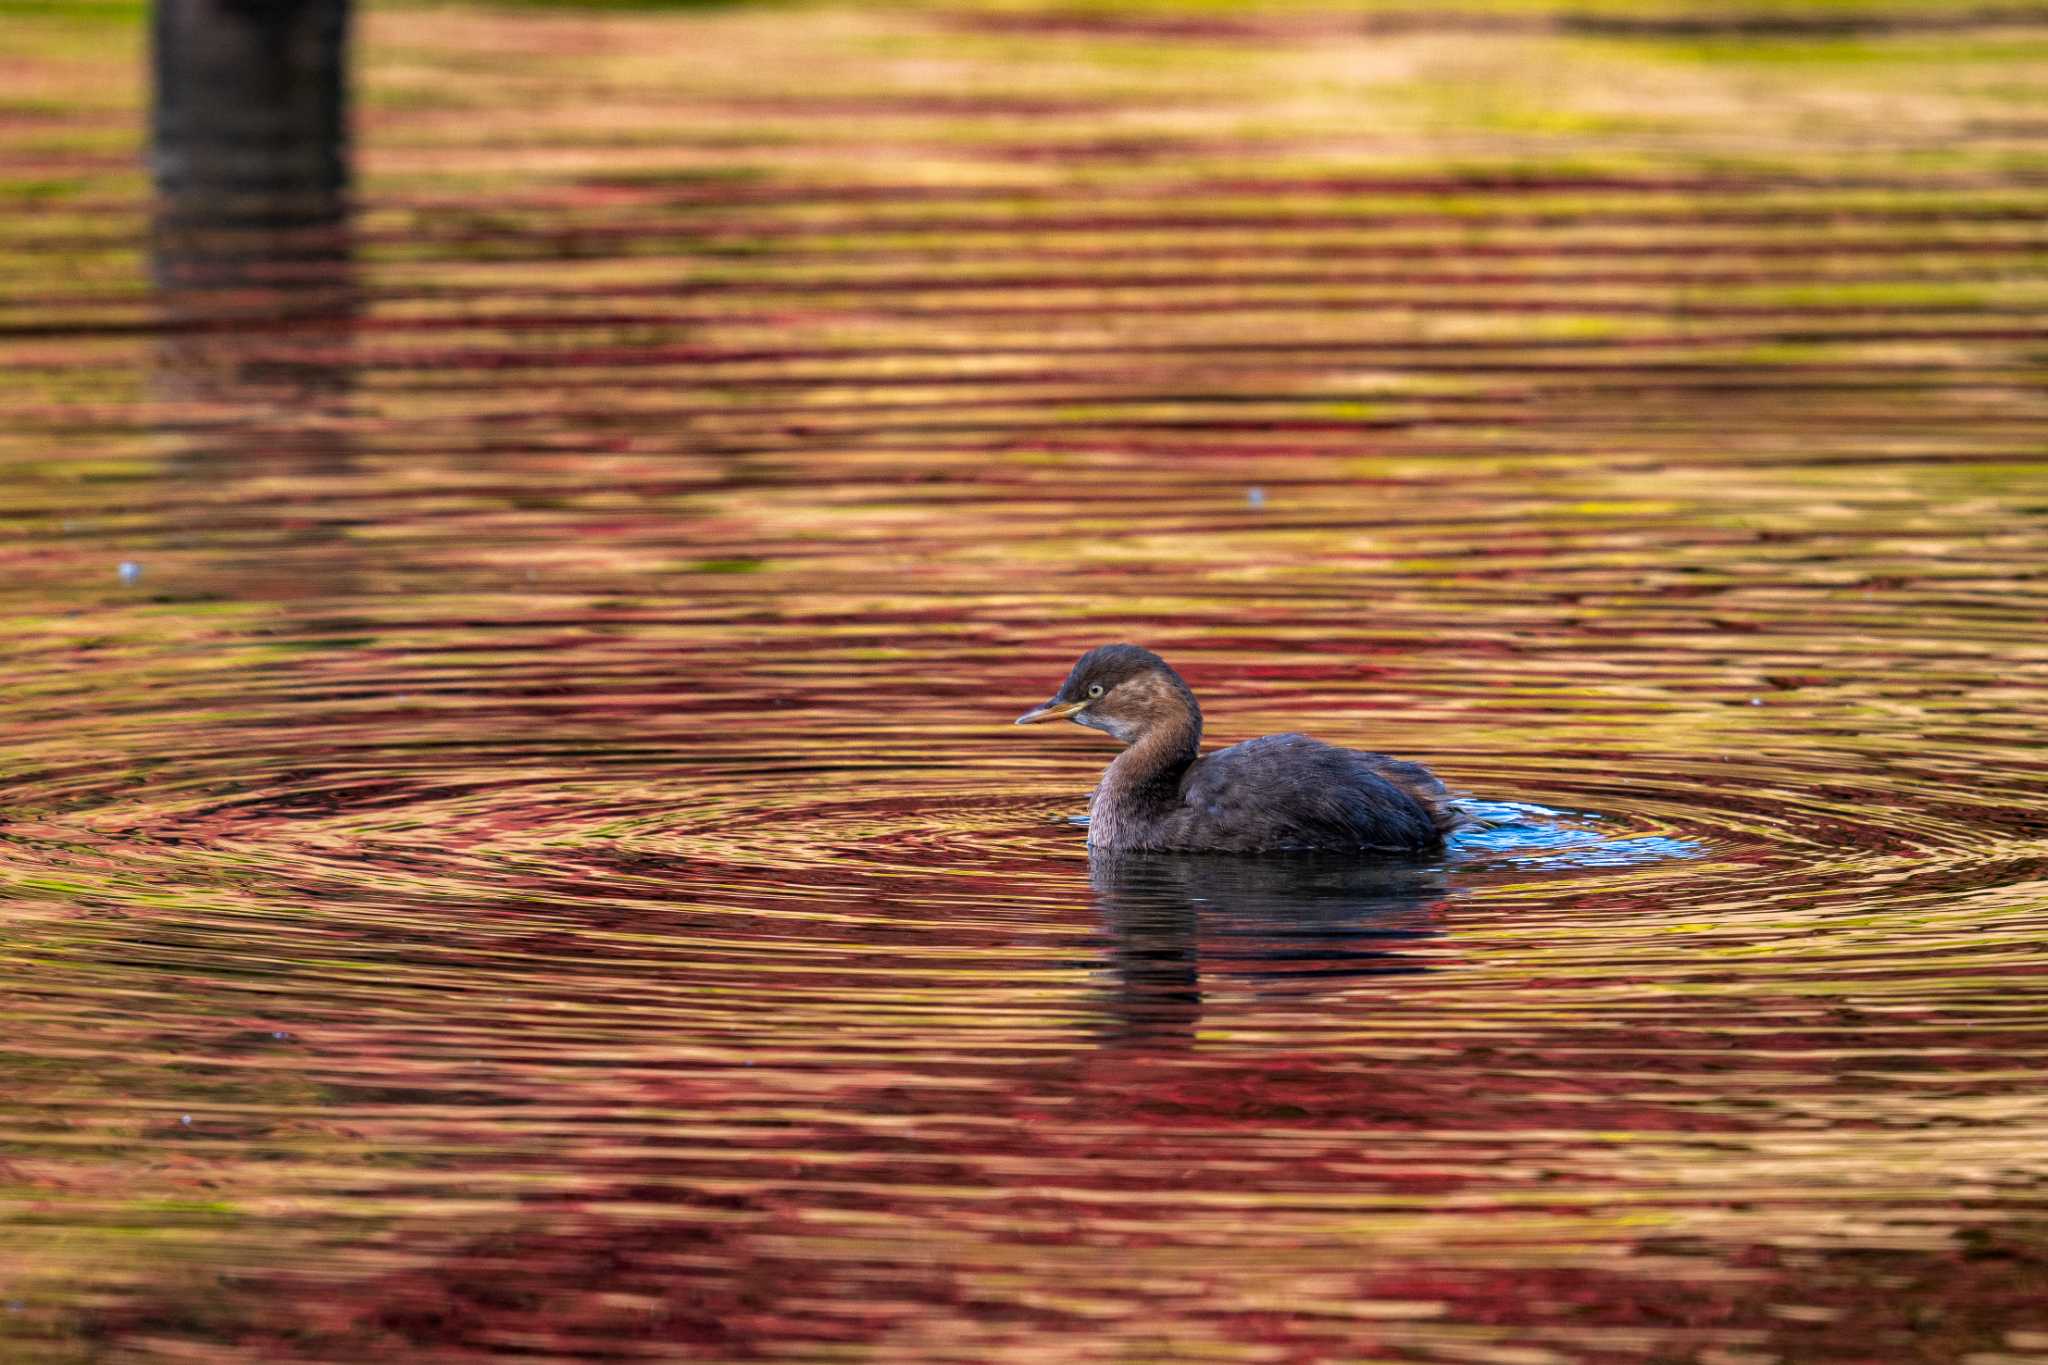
[1087,683,1104,698]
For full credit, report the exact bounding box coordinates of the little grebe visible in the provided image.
[1016,644,1462,854]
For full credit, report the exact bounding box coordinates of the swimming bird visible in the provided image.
[1015,643,1462,854]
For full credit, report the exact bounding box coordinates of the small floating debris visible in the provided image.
[1246,486,1266,508]
[117,560,142,585]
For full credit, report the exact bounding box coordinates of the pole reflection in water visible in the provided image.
[1088,852,1450,1048]
[151,0,356,483]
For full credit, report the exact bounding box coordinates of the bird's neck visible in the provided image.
[1092,709,1201,846]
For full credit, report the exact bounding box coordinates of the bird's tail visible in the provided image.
[1443,795,1514,833]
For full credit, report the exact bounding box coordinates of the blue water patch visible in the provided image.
[1448,801,1703,870]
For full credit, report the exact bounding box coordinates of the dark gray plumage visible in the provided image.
[1016,643,1461,854]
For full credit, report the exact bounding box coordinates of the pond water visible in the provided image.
[3,3,2046,1360]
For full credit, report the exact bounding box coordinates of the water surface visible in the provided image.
[2,3,2046,1360]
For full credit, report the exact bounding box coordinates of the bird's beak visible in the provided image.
[1014,699,1087,726]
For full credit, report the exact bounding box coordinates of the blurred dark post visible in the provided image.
[150,0,356,471]
[154,0,349,209]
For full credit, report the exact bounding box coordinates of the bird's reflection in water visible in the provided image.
[1087,851,1450,1048]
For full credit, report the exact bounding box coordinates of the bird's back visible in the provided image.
[1166,733,1453,853]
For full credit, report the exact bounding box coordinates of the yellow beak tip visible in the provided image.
[1014,701,1084,726]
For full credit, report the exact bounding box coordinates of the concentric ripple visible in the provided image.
[4,1,2048,1361]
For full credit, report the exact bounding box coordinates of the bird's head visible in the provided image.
[1014,643,1201,747]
